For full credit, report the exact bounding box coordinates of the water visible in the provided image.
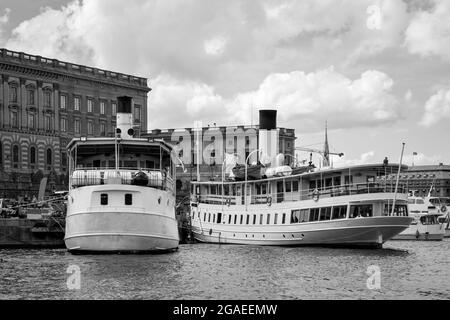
[1,240,449,300]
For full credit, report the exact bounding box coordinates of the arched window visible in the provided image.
[12,145,20,168]
[46,148,52,166]
[30,146,37,166]
[9,84,18,103]
[43,90,52,106]
[0,141,2,168]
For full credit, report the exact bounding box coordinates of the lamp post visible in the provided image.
[245,149,261,207]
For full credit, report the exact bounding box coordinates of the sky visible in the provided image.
[0,0,449,167]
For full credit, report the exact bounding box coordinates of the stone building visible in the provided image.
[0,48,149,198]
[397,164,450,197]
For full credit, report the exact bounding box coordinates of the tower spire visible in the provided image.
[323,121,330,167]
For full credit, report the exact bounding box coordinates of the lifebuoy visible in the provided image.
[441,205,447,213]
[312,189,320,201]
[267,196,272,206]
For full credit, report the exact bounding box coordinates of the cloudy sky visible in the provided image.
[1,0,449,167]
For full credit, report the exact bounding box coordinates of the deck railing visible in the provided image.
[69,167,174,193]
[194,182,408,205]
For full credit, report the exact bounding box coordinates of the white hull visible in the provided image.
[65,185,179,253]
[392,223,445,241]
[192,216,412,247]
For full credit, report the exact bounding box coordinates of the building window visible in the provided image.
[46,148,52,166]
[12,145,20,168]
[100,122,106,136]
[28,113,36,130]
[100,101,105,115]
[266,214,270,224]
[10,110,18,128]
[74,119,81,133]
[60,118,67,132]
[112,102,117,116]
[30,146,37,166]
[88,99,94,112]
[43,90,51,106]
[0,141,2,169]
[101,194,108,205]
[27,89,35,105]
[125,194,132,205]
[44,115,52,131]
[74,97,80,111]
[134,104,141,122]
[9,85,18,103]
[87,120,94,135]
[60,95,67,109]
[61,152,67,172]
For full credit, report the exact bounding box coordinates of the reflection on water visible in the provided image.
[0,240,449,300]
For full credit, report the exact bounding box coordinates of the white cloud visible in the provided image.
[204,36,227,56]
[404,0,450,60]
[149,67,401,133]
[0,8,11,43]
[420,88,450,126]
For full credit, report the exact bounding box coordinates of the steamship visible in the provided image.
[189,110,413,248]
[64,96,179,253]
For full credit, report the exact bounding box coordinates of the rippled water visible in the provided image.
[1,240,449,300]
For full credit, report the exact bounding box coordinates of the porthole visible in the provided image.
[283,234,285,238]
[158,197,161,204]
[291,234,294,238]
[263,235,265,238]
[252,234,254,238]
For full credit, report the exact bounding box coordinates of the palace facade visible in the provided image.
[0,48,150,198]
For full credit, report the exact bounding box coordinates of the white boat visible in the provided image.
[392,193,445,241]
[190,163,414,248]
[64,96,179,253]
[430,197,450,237]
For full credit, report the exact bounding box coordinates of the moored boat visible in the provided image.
[64,96,179,253]
[189,110,413,248]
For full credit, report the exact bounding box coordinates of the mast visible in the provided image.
[391,142,405,216]
[323,121,330,167]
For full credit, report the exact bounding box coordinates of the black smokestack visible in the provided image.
[117,96,132,113]
[259,110,277,130]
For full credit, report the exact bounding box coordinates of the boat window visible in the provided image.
[234,215,237,224]
[217,212,222,224]
[267,214,271,224]
[333,176,341,186]
[204,212,207,221]
[100,193,108,205]
[331,206,347,220]
[260,214,263,225]
[408,199,415,204]
[416,199,424,204]
[240,215,243,224]
[246,215,250,225]
[208,213,211,222]
[125,194,132,205]
[310,208,320,221]
[299,209,309,222]
[213,214,216,223]
[350,204,373,218]
[293,180,299,192]
[320,207,332,220]
[285,181,292,192]
[291,210,300,223]
[420,215,438,225]
[384,204,408,216]
[253,215,256,225]
[228,215,232,224]
[282,213,286,224]
[274,213,278,224]
[366,176,375,183]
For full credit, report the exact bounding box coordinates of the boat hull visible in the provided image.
[192,216,413,248]
[392,224,445,241]
[65,185,179,253]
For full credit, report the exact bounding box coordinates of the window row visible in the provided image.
[0,143,67,171]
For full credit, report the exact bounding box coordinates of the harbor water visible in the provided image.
[1,240,449,300]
